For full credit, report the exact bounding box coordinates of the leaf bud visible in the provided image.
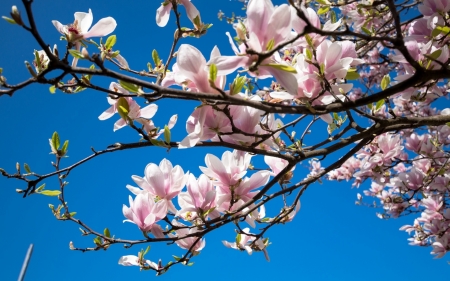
[10,6,23,26]
[24,61,37,78]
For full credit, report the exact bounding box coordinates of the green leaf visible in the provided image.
[375,99,384,111]
[40,190,61,196]
[380,74,390,90]
[427,49,442,61]
[193,15,201,27]
[305,48,313,61]
[49,85,56,94]
[163,125,171,144]
[93,237,102,245]
[105,35,116,50]
[119,80,139,93]
[266,38,275,51]
[236,233,241,244]
[52,131,60,151]
[265,63,297,73]
[345,71,360,80]
[330,10,337,23]
[104,228,111,238]
[150,139,166,147]
[143,245,150,255]
[432,27,442,38]
[61,140,69,156]
[230,75,246,96]
[187,262,194,266]
[69,212,77,217]
[209,63,217,83]
[34,50,41,71]
[317,6,330,15]
[305,34,314,48]
[446,122,450,127]
[2,16,16,24]
[35,183,45,193]
[152,49,161,67]
[173,255,181,261]
[116,97,130,120]
[361,26,372,35]
[24,163,31,173]
[68,49,84,59]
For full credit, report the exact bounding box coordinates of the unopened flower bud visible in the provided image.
[15,162,20,173]
[53,44,59,59]
[16,189,25,193]
[81,47,89,59]
[11,6,24,26]
[24,61,37,78]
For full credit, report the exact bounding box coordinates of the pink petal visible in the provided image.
[52,20,65,35]
[139,104,158,119]
[74,9,93,33]
[83,17,117,38]
[156,3,172,27]
[181,0,200,23]
[98,105,115,120]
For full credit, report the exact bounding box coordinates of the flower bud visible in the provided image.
[11,6,24,26]
[16,189,25,193]
[81,47,90,59]
[53,44,59,59]
[24,61,37,78]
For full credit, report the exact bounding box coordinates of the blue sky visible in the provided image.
[0,0,448,280]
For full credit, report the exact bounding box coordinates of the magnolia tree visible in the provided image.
[1,0,450,275]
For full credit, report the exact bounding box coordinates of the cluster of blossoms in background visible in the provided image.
[7,0,449,275]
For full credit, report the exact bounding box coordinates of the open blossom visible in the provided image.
[177,174,219,220]
[52,9,116,66]
[127,159,187,214]
[168,221,206,252]
[98,82,157,131]
[156,0,200,27]
[209,0,298,96]
[122,193,167,237]
[222,228,270,261]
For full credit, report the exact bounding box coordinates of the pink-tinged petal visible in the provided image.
[113,118,127,131]
[222,240,237,249]
[204,153,228,182]
[52,20,65,35]
[151,224,165,238]
[122,203,134,222]
[247,0,274,43]
[74,9,93,33]
[203,190,216,209]
[131,175,152,192]
[323,18,342,31]
[340,41,357,59]
[264,66,298,96]
[167,114,178,129]
[83,17,117,38]
[156,3,172,27]
[210,55,250,76]
[144,163,165,197]
[181,0,200,23]
[225,32,241,54]
[153,200,168,219]
[269,91,294,100]
[98,105,115,120]
[176,44,210,93]
[187,174,201,207]
[209,45,221,60]
[139,104,158,119]
[325,42,342,67]
[116,54,129,69]
[290,6,307,33]
[239,171,270,195]
[179,106,208,149]
[125,184,144,195]
[118,255,140,266]
[320,113,333,124]
[266,4,291,46]
[305,7,321,29]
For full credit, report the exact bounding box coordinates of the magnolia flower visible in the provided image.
[122,193,167,236]
[222,228,270,261]
[98,82,159,132]
[52,9,116,66]
[127,159,187,214]
[156,0,200,27]
[167,221,206,252]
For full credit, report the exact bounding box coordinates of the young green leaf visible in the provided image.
[52,131,60,151]
[40,190,62,196]
[24,163,31,173]
[116,97,130,120]
[2,16,16,24]
[104,228,111,238]
[164,125,171,144]
[119,80,139,93]
[380,75,390,90]
[61,140,69,156]
[49,85,56,94]
[209,63,217,83]
[35,183,45,193]
[152,49,161,67]
[265,63,297,73]
[68,49,84,59]
[105,35,117,50]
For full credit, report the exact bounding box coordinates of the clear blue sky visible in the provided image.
[0,0,448,280]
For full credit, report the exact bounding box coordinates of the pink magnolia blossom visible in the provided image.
[156,0,200,27]
[167,221,206,252]
[122,193,167,237]
[52,9,116,66]
[209,0,298,96]
[222,228,270,261]
[118,255,159,271]
[177,173,219,220]
[127,159,187,214]
[98,82,158,131]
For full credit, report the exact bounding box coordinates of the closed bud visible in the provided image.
[25,61,37,78]
[16,189,25,193]
[81,47,89,59]
[53,44,59,59]
[15,162,20,173]
[11,6,23,26]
